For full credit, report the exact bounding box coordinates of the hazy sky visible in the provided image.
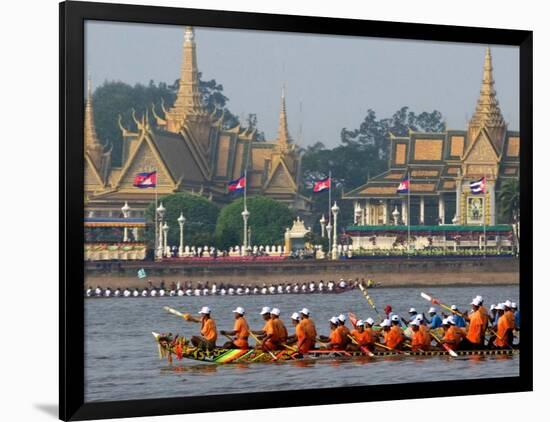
[85,21,519,148]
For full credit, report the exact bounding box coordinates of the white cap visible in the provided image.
[471,297,482,306]
[300,308,310,316]
[380,319,391,328]
[475,295,483,302]
[409,308,417,313]
[495,303,505,311]
[409,319,420,326]
[356,320,365,327]
[490,304,496,311]
[415,314,424,322]
[232,306,245,315]
[391,314,400,322]
[260,306,271,315]
[447,316,456,325]
[504,300,513,308]
[291,312,300,321]
[271,307,281,316]
[365,317,375,326]
[451,305,458,311]
[428,307,436,314]
[338,314,346,323]
[199,306,211,314]
[511,302,517,309]
[329,316,339,325]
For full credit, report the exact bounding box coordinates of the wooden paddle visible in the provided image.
[347,334,375,357]
[164,306,186,318]
[374,341,407,355]
[429,332,458,358]
[358,282,382,319]
[249,331,278,361]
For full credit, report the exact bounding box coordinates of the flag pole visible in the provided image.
[408,170,411,256]
[328,169,332,255]
[483,173,487,258]
[154,168,158,261]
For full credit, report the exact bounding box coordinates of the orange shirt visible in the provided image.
[233,317,249,349]
[385,325,404,349]
[504,310,516,330]
[201,318,217,342]
[443,326,465,350]
[329,327,345,349]
[494,314,513,348]
[466,310,484,344]
[300,318,317,342]
[351,329,373,346]
[411,328,431,350]
[268,318,287,343]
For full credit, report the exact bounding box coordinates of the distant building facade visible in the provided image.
[84,27,310,218]
[343,48,519,229]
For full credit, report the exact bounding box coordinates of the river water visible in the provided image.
[84,285,519,402]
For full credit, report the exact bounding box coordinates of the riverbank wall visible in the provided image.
[84,256,519,289]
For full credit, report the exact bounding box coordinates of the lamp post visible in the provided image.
[177,213,186,257]
[331,201,340,260]
[162,222,169,257]
[320,214,326,238]
[247,226,252,249]
[326,221,332,257]
[156,202,166,259]
[121,202,131,241]
[392,207,400,226]
[242,208,250,255]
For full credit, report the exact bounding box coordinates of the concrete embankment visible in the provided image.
[84,257,519,289]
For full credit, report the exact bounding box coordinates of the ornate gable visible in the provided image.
[84,153,105,192]
[115,134,175,190]
[462,129,500,178]
[263,158,297,192]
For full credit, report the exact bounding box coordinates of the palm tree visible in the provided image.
[498,179,520,253]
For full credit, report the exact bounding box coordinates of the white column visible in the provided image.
[383,200,389,225]
[420,196,425,225]
[438,196,445,224]
[365,199,370,225]
[401,199,407,225]
[455,176,462,224]
[489,181,496,225]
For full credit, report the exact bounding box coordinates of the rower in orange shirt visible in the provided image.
[441,316,466,350]
[321,317,346,349]
[337,314,351,348]
[385,315,405,350]
[348,319,376,351]
[492,303,514,349]
[503,300,516,331]
[409,319,431,351]
[256,308,287,351]
[287,312,302,346]
[251,306,275,350]
[465,297,485,349]
[297,308,317,353]
[187,306,218,350]
[220,306,249,349]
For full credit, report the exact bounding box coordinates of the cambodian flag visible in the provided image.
[397,176,409,193]
[228,176,246,193]
[313,177,331,193]
[469,177,486,194]
[133,171,157,188]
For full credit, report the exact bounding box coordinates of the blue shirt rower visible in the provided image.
[427,307,442,329]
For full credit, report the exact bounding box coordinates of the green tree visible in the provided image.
[215,196,295,250]
[498,179,520,224]
[144,192,220,249]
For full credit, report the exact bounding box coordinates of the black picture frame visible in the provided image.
[60,1,533,420]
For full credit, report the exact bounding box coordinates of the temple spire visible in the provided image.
[84,77,103,155]
[171,26,206,118]
[277,85,292,150]
[467,47,507,152]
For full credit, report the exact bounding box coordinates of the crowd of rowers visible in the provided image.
[181,295,519,354]
[85,278,373,298]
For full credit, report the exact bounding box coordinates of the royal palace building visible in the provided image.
[343,47,519,230]
[84,27,310,218]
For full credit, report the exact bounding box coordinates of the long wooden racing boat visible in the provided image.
[152,332,519,364]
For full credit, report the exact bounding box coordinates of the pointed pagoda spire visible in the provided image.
[467,47,507,152]
[84,77,104,164]
[170,27,206,119]
[277,85,292,150]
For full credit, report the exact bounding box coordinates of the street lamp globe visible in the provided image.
[156,202,166,219]
[177,213,186,225]
[331,201,340,215]
[121,201,131,218]
[241,209,250,219]
[320,214,326,224]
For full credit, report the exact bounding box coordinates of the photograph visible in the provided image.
[82,20,521,403]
